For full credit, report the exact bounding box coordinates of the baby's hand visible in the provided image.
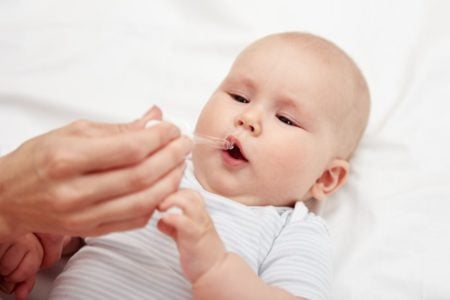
[34,233,73,267]
[0,233,43,299]
[157,189,226,283]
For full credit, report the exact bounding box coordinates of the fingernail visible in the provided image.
[161,207,183,217]
[145,119,161,128]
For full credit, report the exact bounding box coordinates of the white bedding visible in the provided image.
[1,1,449,299]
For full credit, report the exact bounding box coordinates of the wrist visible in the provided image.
[191,251,235,291]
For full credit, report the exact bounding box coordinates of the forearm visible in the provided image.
[192,252,302,300]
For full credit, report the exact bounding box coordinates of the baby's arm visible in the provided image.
[157,189,303,300]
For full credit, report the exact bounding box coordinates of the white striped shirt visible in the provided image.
[49,161,332,299]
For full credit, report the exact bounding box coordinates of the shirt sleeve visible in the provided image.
[258,214,333,300]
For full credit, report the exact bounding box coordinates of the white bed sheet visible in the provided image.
[1,1,449,299]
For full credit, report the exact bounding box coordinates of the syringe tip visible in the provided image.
[224,141,234,150]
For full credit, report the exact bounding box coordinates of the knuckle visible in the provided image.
[47,186,79,213]
[168,145,183,163]
[160,122,180,139]
[41,148,75,179]
[130,199,151,215]
[169,139,188,161]
[61,216,84,233]
[129,167,151,189]
[123,140,147,162]
[155,125,168,144]
[147,124,169,149]
[69,119,92,134]
[153,123,181,147]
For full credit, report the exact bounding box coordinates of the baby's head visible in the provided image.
[192,32,370,207]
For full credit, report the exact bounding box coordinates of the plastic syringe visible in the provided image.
[190,133,234,150]
[145,120,233,150]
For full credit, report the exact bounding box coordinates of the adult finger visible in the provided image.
[41,122,183,179]
[58,136,191,211]
[63,106,163,138]
[79,214,153,237]
[65,162,186,236]
[132,105,163,129]
[75,122,183,172]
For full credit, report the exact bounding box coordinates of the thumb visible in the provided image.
[133,105,164,129]
[65,106,164,137]
[35,233,65,268]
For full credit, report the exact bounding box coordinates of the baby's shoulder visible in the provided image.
[282,202,331,239]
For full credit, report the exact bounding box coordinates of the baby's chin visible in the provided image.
[191,165,254,205]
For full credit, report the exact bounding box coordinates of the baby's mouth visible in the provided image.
[226,143,248,161]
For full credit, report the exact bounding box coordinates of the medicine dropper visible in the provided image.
[145,120,234,150]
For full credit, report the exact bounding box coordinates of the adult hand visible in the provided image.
[0,106,192,241]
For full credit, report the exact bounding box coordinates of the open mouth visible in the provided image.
[226,143,248,161]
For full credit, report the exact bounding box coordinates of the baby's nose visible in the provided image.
[234,114,261,136]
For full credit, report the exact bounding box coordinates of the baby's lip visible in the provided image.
[225,135,249,161]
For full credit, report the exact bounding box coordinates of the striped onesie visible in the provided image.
[49,161,332,299]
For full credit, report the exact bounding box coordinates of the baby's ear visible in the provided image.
[311,158,349,201]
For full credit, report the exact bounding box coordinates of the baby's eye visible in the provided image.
[230,94,249,104]
[277,115,296,126]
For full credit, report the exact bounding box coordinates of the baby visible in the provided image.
[46,31,370,299]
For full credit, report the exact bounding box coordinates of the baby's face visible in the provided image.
[192,37,345,206]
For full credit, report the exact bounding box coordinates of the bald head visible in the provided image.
[246,32,371,159]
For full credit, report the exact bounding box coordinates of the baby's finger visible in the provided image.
[0,244,26,276]
[6,251,41,282]
[159,214,198,239]
[14,274,36,300]
[0,279,16,294]
[156,218,177,239]
[35,233,63,268]
[158,189,205,219]
[0,243,10,258]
